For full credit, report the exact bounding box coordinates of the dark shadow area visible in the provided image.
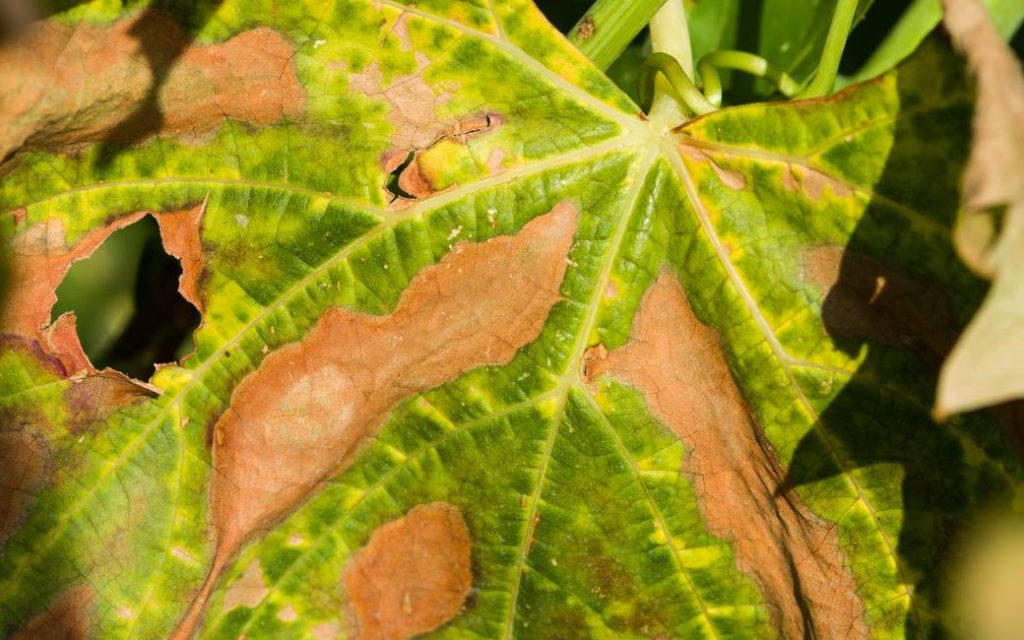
[535,0,593,33]
[93,0,222,168]
[840,0,914,74]
[781,42,1022,636]
[728,0,765,102]
[0,0,39,42]
[51,216,199,380]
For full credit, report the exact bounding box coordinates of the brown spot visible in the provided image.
[576,16,597,41]
[10,584,94,640]
[344,503,472,640]
[788,164,853,201]
[348,52,453,153]
[345,54,503,205]
[312,621,343,640]
[486,147,507,174]
[155,199,206,312]
[386,13,414,52]
[0,429,49,544]
[171,202,577,637]
[385,113,504,205]
[3,215,142,350]
[41,313,92,376]
[803,245,956,363]
[710,160,746,190]
[678,145,747,190]
[2,203,206,373]
[586,273,868,639]
[0,12,305,160]
[221,561,269,612]
[277,604,299,622]
[172,546,199,564]
[395,159,437,200]
[64,370,157,433]
[781,164,799,193]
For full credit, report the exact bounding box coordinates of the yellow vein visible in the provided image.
[228,389,561,636]
[582,389,723,639]
[501,145,659,639]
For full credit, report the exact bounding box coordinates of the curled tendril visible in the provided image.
[696,51,799,108]
[640,50,801,116]
[639,52,716,116]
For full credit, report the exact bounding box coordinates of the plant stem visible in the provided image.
[568,0,668,70]
[845,0,940,85]
[641,53,716,116]
[647,0,692,126]
[697,51,799,107]
[800,0,859,98]
[648,0,692,76]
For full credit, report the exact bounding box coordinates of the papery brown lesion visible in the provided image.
[170,201,578,639]
[0,10,306,163]
[585,272,869,640]
[343,502,473,640]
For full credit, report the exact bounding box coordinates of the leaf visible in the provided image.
[687,0,741,64]
[936,0,1024,416]
[846,0,1024,85]
[758,0,873,85]
[0,2,1019,639]
[688,0,872,95]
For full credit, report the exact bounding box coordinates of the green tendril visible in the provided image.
[696,51,800,107]
[639,52,716,116]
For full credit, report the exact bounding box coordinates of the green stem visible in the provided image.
[568,0,668,70]
[646,0,692,126]
[697,51,799,107]
[845,0,940,85]
[648,0,692,76]
[640,52,716,116]
[800,0,859,98]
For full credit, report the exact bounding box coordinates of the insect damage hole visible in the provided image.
[385,150,418,202]
[50,216,200,380]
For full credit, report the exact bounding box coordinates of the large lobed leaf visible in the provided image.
[0,1,1020,638]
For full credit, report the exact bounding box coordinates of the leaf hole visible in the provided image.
[385,150,418,202]
[51,216,200,380]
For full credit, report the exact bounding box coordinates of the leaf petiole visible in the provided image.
[800,0,860,97]
[568,0,668,70]
[697,51,800,107]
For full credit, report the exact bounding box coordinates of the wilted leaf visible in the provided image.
[0,2,1019,639]
[936,0,1024,417]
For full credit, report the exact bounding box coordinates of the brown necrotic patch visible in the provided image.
[585,272,868,639]
[342,51,505,206]
[678,146,748,191]
[343,502,472,640]
[0,428,49,545]
[10,584,94,640]
[803,245,956,364]
[0,11,305,160]
[3,201,206,376]
[780,164,853,201]
[170,202,577,638]
[220,560,269,612]
[382,112,505,205]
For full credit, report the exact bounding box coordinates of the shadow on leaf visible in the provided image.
[782,39,1022,636]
